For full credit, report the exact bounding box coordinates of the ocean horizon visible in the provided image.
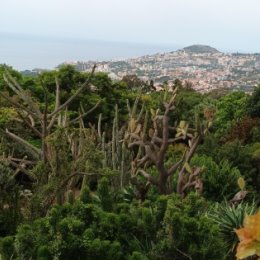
[0,33,179,71]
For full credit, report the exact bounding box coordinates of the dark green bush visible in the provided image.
[191,155,241,201]
[80,186,92,204]
[12,191,228,260]
[15,224,36,260]
[0,236,15,260]
[128,251,150,260]
[154,193,225,260]
[0,163,22,236]
[37,245,51,260]
[97,177,113,211]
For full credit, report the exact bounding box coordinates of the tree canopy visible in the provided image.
[0,65,259,260]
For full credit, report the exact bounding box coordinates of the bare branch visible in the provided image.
[47,77,61,130]
[28,115,35,127]
[69,100,101,125]
[54,76,60,110]
[4,73,42,119]
[48,65,96,118]
[129,133,142,141]
[184,135,201,163]
[136,103,145,122]
[168,136,185,143]
[158,109,170,162]
[137,169,158,185]
[6,160,36,180]
[16,111,42,138]
[167,157,184,176]
[177,136,201,195]
[128,140,145,149]
[5,157,36,165]
[0,92,39,119]
[181,167,202,194]
[97,113,102,139]
[151,136,163,144]
[144,145,157,163]
[5,128,41,158]
[136,155,149,167]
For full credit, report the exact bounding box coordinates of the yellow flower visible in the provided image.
[235,211,260,259]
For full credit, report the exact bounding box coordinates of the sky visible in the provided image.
[1,0,260,69]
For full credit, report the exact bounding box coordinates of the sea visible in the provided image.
[0,33,179,71]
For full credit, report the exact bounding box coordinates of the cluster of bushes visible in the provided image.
[1,186,225,260]
[0,65,259,259]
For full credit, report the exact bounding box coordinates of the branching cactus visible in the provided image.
[125,87,212,196]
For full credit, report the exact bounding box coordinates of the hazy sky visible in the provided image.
[1,0,260,69]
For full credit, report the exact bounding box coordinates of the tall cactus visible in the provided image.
[125,87,212,196]
[99,103,135,190]
[112,104,118,171]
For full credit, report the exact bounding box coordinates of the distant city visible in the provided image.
[22,44,260,93]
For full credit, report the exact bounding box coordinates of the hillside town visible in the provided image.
[58,45,260,93]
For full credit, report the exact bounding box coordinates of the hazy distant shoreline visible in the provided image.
[0,33,179,71]
[1,33,259,71]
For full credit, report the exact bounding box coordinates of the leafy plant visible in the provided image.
[191,155,241,201]
[209,201,257,257]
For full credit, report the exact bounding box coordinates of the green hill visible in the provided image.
[182,44,220,53]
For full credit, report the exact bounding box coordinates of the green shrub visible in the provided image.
[0,236,15,260]
[154,193,225,260]
[97,177,113,211]
[154,195,169,226]
[80,186,91,204]
[15,224,36,260]
[97,212,120,240]
[37,245,51,260]
[13,191,227,260]
[0,163,22,236]
[128,251,149,260]
[191,155,241,201]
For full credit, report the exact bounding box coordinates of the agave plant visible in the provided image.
[208,201,257,256]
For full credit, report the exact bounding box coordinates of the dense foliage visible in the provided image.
[0,64,259,260]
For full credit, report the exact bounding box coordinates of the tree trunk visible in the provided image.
[158,169,169,194]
